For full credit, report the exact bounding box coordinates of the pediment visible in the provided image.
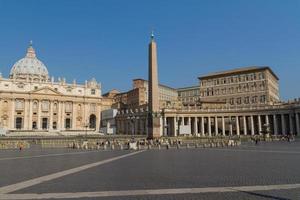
[31,87,62,95]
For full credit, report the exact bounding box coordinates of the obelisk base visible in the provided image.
[147,116,161,139]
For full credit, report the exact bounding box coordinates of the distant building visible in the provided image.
[198,67,280,106]
[177,85,200,104]
[113,78,178,109]
[101,109,118,134]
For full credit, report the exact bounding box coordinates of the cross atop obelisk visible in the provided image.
[147,31,161,139]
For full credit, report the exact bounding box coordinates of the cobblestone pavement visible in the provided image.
[0,141,299,199]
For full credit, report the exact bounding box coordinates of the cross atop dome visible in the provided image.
[26,40,36,58]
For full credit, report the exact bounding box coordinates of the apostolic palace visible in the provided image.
[0,37,300,138]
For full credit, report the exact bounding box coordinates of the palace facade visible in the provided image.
[115,37,300,137]
[0,43,111,133]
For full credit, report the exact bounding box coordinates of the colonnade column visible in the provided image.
[215,116,218,136]
[208,117,211,137]
[296,113,300,135]
[163,117,167,136]
[194,117,198,135]
[250,115,254,135]
[281,114,286,135]
[173,117,177,137]
[201,117,205,136]
[222,116,225,136]
[236,116,240,136]
[258,115,262,135]
[273,114,278,135]
[289,114,294,135]
[243,116,247,135]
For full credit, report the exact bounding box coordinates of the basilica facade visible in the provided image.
[0,42,110,133]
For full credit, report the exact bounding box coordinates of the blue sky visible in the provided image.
[0,0,299,100]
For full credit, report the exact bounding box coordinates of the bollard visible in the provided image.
[158,144,161,150]
[111,144,115,150]
[186,143,189,149]
[120,144,123,150]
[104,144,107,150]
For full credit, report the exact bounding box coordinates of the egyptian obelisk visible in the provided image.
[147,32,161,139]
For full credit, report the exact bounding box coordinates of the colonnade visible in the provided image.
[163,112,300,137]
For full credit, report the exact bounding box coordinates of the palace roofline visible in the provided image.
[198,66,279,80]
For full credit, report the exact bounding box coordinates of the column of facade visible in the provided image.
[215,116,218,136]
[273,114,278,135]
[10,99,15,129]
[258,115,262,135]
[201,117,205,136]
[208,117,211,137]
[289,114,294,135]
[296,113,300,136]
[95,105,100,132]
[57,101,62,130]
[61,102,65,130]
[49,101,53,130]
[281,114,286,135]
[250,115,254,135]
[236,116,240,136]
[28,99,33,130]
[37,100,41,129]
[23,99,29,130]
[222,116,225,136]
[243,116,247,135]
[72,102,76,130]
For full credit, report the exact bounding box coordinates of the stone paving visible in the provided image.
[0,141,299,199]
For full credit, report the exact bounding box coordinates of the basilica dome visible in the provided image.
[10,42,49,81]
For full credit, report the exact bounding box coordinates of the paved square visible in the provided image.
[0,141,299,199]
